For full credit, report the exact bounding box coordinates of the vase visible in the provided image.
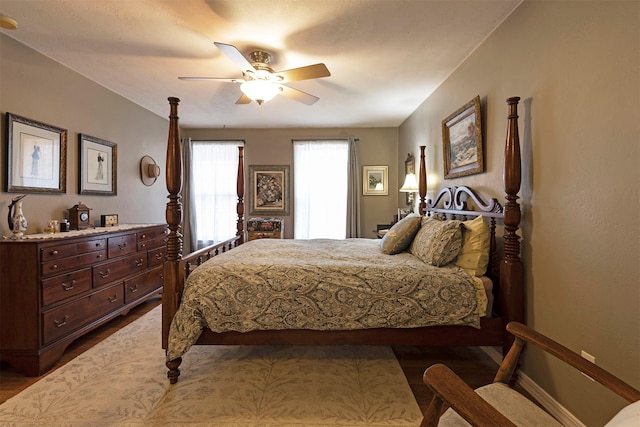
[10,200,28,239]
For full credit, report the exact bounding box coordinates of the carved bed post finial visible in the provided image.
[236,146,245,244]
[166,97,183,261]
[163,96,184,349]
[500,96,524,354]
[418,145,427,214]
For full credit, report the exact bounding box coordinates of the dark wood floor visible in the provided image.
[0,297,502,414]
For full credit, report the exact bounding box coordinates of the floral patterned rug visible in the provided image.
[0,306,423,426]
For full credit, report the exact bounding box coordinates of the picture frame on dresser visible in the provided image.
[248,165,290,216]
[4,112,67,193]
[442,95,484,179]
[79,133,117,195]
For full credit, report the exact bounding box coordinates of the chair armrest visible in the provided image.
[421,364,516,427]
[507,322,640,403]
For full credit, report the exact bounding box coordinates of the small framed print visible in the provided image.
[5,113,67,193]
[362,165,388,195]
[79,133,117,195]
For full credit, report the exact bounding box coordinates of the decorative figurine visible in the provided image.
[7,194,27,239]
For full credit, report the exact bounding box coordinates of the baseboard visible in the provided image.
[480,346,585,427]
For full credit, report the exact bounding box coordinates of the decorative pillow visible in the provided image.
[380,213,421,254]
[410,217,463,266]
[456,215,491,276]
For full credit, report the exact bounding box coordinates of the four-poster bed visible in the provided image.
[161,96,524,384]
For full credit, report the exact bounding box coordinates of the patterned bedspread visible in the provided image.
[167,238,481,361]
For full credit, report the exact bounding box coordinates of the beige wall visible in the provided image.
[399,1,639,424]
[3,1,638,424]
[184,127,399,239]
[0,35,168,236]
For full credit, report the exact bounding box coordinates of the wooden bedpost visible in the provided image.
[163,97,184,350]
[236,146,245,244]
[500,96,524,354]
[418,145,427,214]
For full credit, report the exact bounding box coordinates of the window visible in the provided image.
[293,140,349,239]
[190,141,241,247]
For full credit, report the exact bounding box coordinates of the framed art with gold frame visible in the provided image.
[442,95,484,179]
[362,165,388,195]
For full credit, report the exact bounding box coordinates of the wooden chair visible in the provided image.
[420,322,640,427]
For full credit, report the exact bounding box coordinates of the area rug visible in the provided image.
[0,306,423,426]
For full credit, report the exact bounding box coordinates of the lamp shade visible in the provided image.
[399,173,419,192]
[240,80,281,104]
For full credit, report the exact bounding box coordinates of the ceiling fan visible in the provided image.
[179,42,331,105]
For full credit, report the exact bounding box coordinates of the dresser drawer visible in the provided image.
[93,253,147,288]
[40,238,106,261]
[124,267,163,304]
[137,227,167,246]
[42,268,92,306]
[41,250,107,277]
[42,283,124,345]
[147,246,166,268]
[107,234,137,258]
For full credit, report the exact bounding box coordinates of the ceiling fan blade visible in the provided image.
[235,93,252,104]
[178,77,244,83]
[277,63,330,83]
[214,42,256,73]
[279,85,319,105]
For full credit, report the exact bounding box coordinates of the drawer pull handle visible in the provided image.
[135,259,144,267]
[141,243,146,248]
[96,254,104,259]
[99,269,110,278]
[51,250,59,255]
[61,280,76,291]
[54,316,69,328]
[51,264,58,270]
[96,242,103,247]
[155,253,163,260]
[118,243,127,250]
[141,234,146,239]
[129,284,139,293]
[108,295,118,303]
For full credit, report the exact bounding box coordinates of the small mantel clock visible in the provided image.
[68,202,92,230]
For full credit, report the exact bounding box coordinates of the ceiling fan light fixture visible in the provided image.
[240,80,281,105]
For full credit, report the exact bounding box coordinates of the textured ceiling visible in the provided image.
[0,0,521,128]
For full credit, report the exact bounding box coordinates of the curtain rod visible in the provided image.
[291,138,358,143]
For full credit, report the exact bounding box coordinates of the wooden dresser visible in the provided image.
[0,224,166,376]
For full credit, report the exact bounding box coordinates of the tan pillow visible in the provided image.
[456,215,491,276]
[380,213,421,254]
[410,217,463,266]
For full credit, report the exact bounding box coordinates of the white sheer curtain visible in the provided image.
[189,141,242,249]
[293,140,349,239]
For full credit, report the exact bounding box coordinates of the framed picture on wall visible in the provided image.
[5,112,67,193]
[249,165,290,215]
[79,133,117,195]
[362,165,388,195]
[442,95,484,179]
